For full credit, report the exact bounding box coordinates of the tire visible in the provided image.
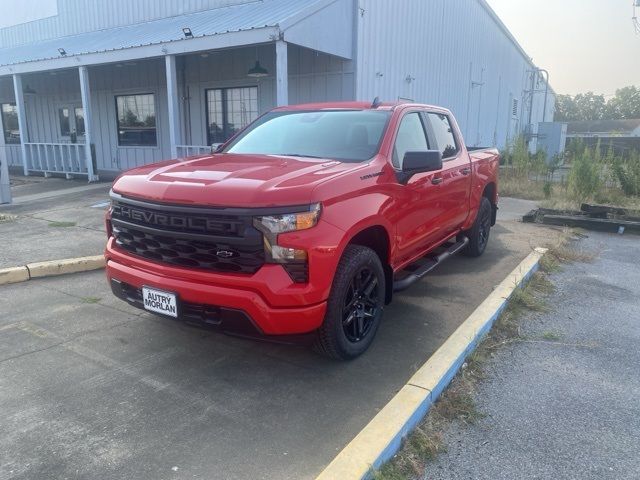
[463,197,493,258]
[314,245,386,360]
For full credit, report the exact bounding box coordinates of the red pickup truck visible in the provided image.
[105,101,499,359]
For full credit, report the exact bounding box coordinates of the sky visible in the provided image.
[486,0,640,96]
[0,0,57,29]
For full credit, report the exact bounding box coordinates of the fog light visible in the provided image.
[271,245,307,263]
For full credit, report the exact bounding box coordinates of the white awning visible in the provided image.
[0,0,353,75]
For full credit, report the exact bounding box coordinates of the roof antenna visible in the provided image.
[371,96,381,109]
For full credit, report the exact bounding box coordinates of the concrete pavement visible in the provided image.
[0,199,557,480]
[427,232,640,480]
[0,176,110,268]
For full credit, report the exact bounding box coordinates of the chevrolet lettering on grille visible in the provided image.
[113,204,224,233]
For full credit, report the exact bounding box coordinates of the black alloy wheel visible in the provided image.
[342,267,381,343]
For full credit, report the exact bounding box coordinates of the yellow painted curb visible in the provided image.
[0,266,30,285]
[317,247,548,480]
[27,256,106,279]
[0,256,106,286]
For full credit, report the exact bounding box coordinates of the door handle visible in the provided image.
[461,167,471,176]
[431,177,443,185]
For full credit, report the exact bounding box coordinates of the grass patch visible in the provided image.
[541,331,563,341]
[48,221,77,228]
[544,228,598,265]
[374,237,595,480]
[0,214,16,223]
[81,297,101,304]
[501,175,640,212]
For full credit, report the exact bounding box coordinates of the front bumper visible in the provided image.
[106,257,327,336]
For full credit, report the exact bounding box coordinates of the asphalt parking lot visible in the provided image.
[0,200,555,480]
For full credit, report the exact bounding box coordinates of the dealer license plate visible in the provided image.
[142,287,178,318]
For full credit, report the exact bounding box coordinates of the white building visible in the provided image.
[0,0,554,181]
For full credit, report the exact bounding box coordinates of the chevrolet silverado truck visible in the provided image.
[105,101,499,359]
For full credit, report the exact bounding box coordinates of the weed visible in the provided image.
[0,214,16,223]
[569,147,603,201]
[541,331,563,341]
[48,221,77,228]
[81,297,101,304]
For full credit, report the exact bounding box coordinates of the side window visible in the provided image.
[392,113,430,169]
[428,113,458,159]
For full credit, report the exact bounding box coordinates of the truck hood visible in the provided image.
[112,153,356,207]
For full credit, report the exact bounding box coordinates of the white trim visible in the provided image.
[12,74,29,176]
[165,55,181,158]
[275,40,288,106]
[79,66,98,181]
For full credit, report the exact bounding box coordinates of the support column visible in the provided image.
[0,110,10,203]
[12,74,29,176]
[165,55,182,157]
[275,40,289,107]
[79,66,98,182]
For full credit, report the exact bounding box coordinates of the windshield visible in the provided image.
[223,110,391,162]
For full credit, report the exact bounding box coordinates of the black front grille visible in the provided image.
[110,194,265,274]
[113,224,264,273]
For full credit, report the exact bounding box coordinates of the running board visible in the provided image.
[393,237,469,292]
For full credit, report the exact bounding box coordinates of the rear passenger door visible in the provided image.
[424,112,472,236]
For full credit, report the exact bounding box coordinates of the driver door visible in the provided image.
[393,112,446,263]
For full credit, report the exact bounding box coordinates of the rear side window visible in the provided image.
[392,113,430,169]
[428,113,458,159]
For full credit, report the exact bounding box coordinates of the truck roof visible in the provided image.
[272,101,449,113]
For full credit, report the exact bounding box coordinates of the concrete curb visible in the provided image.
[0,255,105,285]
[316,247,548,480]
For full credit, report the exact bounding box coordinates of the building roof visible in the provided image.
[0,0,319,67]
[567,119,640,136]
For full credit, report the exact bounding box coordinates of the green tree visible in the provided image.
[605,86,640,119]
[554,94,579,121]
[573,92,607,121]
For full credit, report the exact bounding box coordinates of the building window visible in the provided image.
[74,107,85,136]
[115,93,157,147]
[428,113,459,159]
[1,103,20,144]
[59,108,71,136]
[206,87,258,145]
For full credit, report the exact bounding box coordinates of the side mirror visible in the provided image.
[212,143,224,154]
[398,150,443,184]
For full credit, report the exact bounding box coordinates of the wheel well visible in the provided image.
[483,182,498,225]
[348,226,393,304]
[483,182,497,203]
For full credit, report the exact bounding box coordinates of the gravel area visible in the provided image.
[426,231,640,480]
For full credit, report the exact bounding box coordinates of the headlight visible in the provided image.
[253,204,321,283]
[254,203,321,235]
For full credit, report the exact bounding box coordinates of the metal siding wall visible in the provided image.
[89,60,171,172]
[356,0,553,149]
[0,0,254,48]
